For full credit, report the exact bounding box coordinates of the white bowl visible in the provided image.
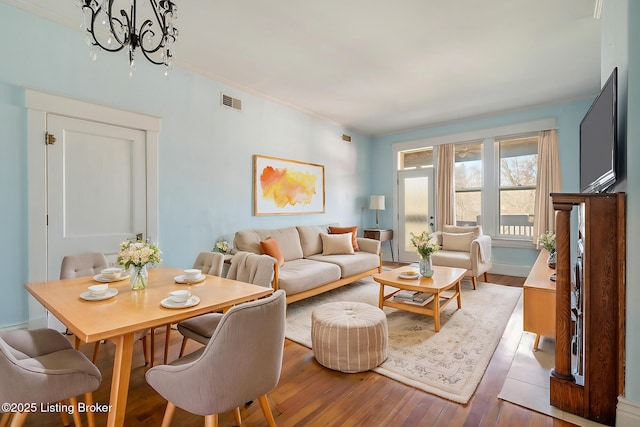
[101,267,123,280]
[88,284,109,296]
[169,290,191,303]
[184,268,201,279]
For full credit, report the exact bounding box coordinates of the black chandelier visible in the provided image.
[80,0,178,73]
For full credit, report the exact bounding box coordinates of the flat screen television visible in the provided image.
[579,67,617,193]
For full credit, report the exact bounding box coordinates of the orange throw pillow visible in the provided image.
[260,237,285,267]
[328,226,359,251]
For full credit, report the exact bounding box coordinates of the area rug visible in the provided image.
[285,276,522,404]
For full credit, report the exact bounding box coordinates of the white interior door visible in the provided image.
[46,114,147,281]
[398,168,435,262]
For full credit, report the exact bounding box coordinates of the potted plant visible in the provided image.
[538,231,556,268]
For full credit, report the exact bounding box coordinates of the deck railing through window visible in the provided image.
[458,214,534,237]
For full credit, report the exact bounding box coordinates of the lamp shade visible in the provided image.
[369,195,385,210]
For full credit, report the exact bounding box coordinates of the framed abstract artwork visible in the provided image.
[253,155,325,216]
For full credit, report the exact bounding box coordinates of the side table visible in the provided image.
[363,228,394,262]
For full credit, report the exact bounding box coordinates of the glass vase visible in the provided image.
[419,256,434,277]
[547,250,557,269]
[129,264,148,290]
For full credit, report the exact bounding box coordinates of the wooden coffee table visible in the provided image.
[373,265,467,332]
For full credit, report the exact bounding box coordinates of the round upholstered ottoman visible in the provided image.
[311,301,388,373]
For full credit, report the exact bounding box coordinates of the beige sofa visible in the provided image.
[233,225,382,304]
[430,225,492,289]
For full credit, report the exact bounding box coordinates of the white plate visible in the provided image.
[80,288,119,301]
[174,274,206,284]
[398,271,420,280]
[161,295,200,309]
[93,273,129,283]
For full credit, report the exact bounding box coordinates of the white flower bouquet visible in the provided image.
[410,229,440,258]
[117,240,162,269]
[118,240,162,290]
[214,240,230,253]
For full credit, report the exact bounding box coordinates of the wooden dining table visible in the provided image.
[25,266,273,427]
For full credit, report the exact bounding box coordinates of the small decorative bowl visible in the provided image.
[88,284,109,296]
[169,290,191,303]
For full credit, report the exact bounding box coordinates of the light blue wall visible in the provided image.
[371,101,592,270]
[0,83,28,324]
[0,4,372,327]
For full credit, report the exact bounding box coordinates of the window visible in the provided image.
[454,142,482,226]
[498,136,537,237]
[395,120,550,246]
[399,148,433,170]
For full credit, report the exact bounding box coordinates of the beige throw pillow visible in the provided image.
[320,232,355,255]
[442,232,474,252]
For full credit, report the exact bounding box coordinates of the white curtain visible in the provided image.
[436,144,455,230]
[532,129,562,247]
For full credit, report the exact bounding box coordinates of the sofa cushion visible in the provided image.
[320,233,355,255]
[442,232,474,252]
[259,238,284,267]
[307,252,380,278]
[328,226,359,251]
[296,225,330,257]
[234,227,303,261]
[278,259,342,295]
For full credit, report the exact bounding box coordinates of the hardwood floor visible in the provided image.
[24,266,576,426]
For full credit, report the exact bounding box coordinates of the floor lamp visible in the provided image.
[369,195,385,229]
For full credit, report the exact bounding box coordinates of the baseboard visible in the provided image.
[1,315,60,334]
[0,321,30,332]
[489,262,530,278]
[617,396,640,426]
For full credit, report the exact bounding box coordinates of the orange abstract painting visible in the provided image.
[260,166,317,208]
[254,155,325,215]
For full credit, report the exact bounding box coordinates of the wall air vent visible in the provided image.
[342,134,352,143]
[221,93,242,111]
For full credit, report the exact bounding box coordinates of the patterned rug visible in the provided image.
[285,276,522,404]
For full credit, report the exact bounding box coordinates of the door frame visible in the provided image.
[26,88,160,326]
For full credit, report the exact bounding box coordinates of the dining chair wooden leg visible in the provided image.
[142,334,149,366]
[164,324,171,364]
[68,397,82,427]
[258,395,276,427]
[179,337,189,358]
[91,342,101,363]
[471,276,477,290]
[204,414,218,427]
[232,407,241,426]
[160,402,176,427]
[150,330,155,367]
[7,412,28,427]
[85,392,95,427]
[0,412,11,427]
[58,400,70,426]
[484,271,489,282]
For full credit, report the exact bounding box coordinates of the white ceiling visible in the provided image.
[6,0,602,136]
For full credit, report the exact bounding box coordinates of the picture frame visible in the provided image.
[253,155,325,216]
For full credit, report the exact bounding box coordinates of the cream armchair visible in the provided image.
[430,225,492,289]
